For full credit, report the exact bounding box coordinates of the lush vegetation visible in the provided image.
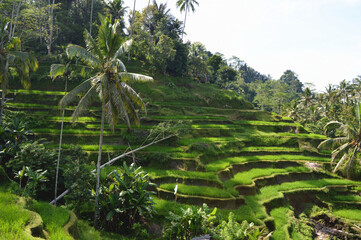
[1,0,361,239]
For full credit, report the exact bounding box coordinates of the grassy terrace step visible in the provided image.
[47,116,98,123]
[8,89,66,95]
[0,190,31,239]
[159,183,232,198]
[224,166,310,188]
[178,137,246,145]
[234,120,302,127]
[146,168,222,187]
[270,207,293,240]
[145,168,221,182]
[206,155,330,172]
[29,200,73,240]
[6,102,100,111]
[148,115,229,121]
[153,197,261,224]
[255,178,361,204]
[218,160,305,182]
[332,208,361,221]
[35,128,115,135]
[85,123,153,130]
[239,146,302,153]
[47,144,184,152]
[156,188,245,209]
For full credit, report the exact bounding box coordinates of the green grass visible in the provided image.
[240,146,301,152]
[224,166,310,187]
[270,207,292,240]
[47,116,98,122]
[189,123,245,130]
[178,136,246,146]
[257,178,361,203]
[153,197,260,224]
[78,220,133,240]
[159,183,234,198]
[206,155,330,172]
[145,168,220,182]
[29,201,72,240]
[235,120,301,127]
[7,102,59,109]
[330,194,361,202]
[332,208,361,221]
[85,123,153,130]
[171,152,199,158]
[47,143,184,153]
[35,128,115,135]
[149,115,228,121]
[0,191,31,240]
[277,132,326,139]
[8,89,66,95]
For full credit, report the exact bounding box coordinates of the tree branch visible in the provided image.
[50,133,175,204]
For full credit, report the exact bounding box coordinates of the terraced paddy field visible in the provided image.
[5,88,361,239]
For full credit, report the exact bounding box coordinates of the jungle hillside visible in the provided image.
[0,1,361,240]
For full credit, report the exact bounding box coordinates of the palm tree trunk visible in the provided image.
[48,0,55,55]
[0,57,9,125]
[182,5,188,40]
[38,0,43,44]
[89,0,94,35]
[11,0,23,37]
[128,0,136,61]
[94,98,105,229]
[54,78,67,205]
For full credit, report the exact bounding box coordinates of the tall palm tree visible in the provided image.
[59,15,152,228]
[176,0,199,39]
[318,102,361,178]
[0,19,38,124]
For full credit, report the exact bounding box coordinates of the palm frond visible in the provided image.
[333,153,348,173]
[66,44,100,67]
[331,142,351,164]
[59,78,93,109]
[120,82,146,111]
[114,59,126,72]
[323,120,342,132]
[119,72,153,83]
[50,64,66,80]
[317,137,348,149]
[83,29,102,59]
[72,84,97,122]
[113,39,132,60]
[118,86,139,127]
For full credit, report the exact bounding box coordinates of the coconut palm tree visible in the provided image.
[176,0,199,39]
[59,15,152,228]
[318,102,361,178]
[0,19,38,124]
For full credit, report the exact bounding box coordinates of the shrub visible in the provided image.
[213,212,262,240]
[63,145,94,215]
[97,162,156,233]
[163,203,217,240]
[7,141,57,198]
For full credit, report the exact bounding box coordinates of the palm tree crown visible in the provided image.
[318,102,361,178]
[0,19,38,123]
[176,0,199,39]
[60,15,153,129]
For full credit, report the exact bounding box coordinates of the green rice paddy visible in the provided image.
[206,155,330,172]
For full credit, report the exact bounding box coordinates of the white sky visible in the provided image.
[123,0,361,91]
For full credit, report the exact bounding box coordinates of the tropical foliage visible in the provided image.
[98,162,156,233]
[318,102,361,177]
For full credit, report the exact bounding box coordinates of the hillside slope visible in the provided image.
[4,66,361,239]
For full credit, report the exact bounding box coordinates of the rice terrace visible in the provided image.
[1,0,361,239]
